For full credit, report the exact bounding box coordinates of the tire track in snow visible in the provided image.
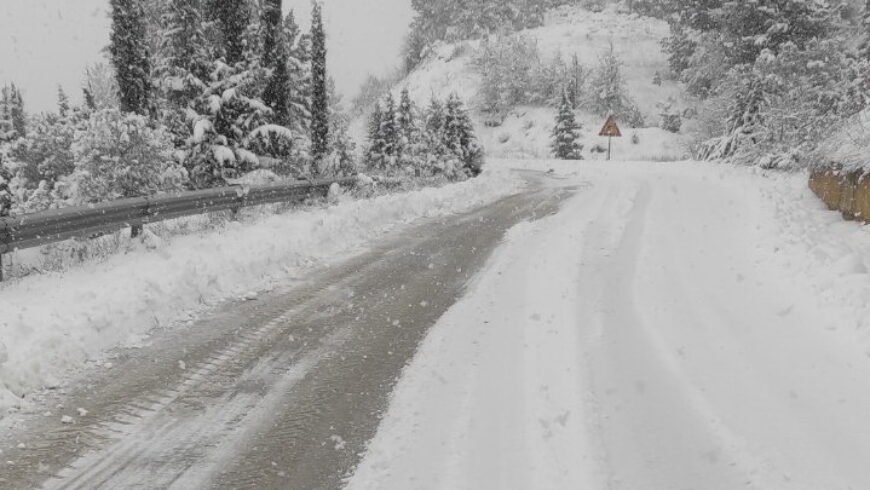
[577,178,751,490]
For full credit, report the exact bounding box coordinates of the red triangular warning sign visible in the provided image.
[599,115,622,137]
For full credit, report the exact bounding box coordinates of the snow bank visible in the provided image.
[0,168,523,413]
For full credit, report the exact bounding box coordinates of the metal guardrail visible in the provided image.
[0,177,359,280]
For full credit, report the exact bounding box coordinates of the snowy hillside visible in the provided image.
[360,3,693,162]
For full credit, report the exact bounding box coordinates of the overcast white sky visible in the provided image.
[0,0,413,113]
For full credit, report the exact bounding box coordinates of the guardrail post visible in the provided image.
[0,253,4,283]
[131,224,143,238]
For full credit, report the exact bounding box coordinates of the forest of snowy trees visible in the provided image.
[0,0,482,218]
[641,0,870,168]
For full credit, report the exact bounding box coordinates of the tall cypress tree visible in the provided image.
[262,0,292,127]
[109,0,152,116]
[159,0,210,110]
[284,10,311,133]
[213,0,250,65]
[310,1,330,167]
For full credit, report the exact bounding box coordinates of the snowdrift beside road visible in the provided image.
[0,169,523,414]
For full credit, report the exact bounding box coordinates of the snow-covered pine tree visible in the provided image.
[589,44,629,117]
[365,102,386,169]
[109,0,153,116]
[10,85,26,139]
[567,54,584,109]
[0,87,13,142]
[425,96,446,140]
[326,117,356,177]
[157,0,210,147]
[716,0,835,67]
[213,0,249,66]
[57,86,71,118]
[0,158,12,217]
[262,0,292,127]
[83,87,97,112]
[859,0,870,59]
[0,85,26,142]
[185,0,274,188]
[284,10,312,134]
[397,88,422,170]
[700,71,766,160]
[310,1,330,170]
[444,93,484,175]
[420,96,449,173]
[551,89,583,160]
[158,0,210,107]
[380,92,400,169]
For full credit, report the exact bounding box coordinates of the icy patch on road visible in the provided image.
[0,168,522,414]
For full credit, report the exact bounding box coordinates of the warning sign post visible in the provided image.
[599,115,622,161]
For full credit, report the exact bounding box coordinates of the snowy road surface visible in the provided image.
[5,161,870,489]
[0,172,572,489]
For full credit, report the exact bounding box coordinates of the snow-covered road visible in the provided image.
[349,161,870,490]
[5,161,870,489]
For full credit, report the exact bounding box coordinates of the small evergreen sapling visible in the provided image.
[551,89,584,160]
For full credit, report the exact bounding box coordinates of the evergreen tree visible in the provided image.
[551,89,583,160]
[365,102,386,168]
[213,0,250,65]
[444,93,484,174]
[310,1,330,168]
[0,158,11,217]
[327,118,356,177]
[285,10,312,133]
[10,85,26,139]
[381,92,399,167]
[158,0,210,110]
[262,0,293,127]
[421,96,446,163]
[715,0,835,67]
[157,0,210,147]
[397,88,418,165]
[0,85,26,142]
[109,0,153,116]
[588,45,638,122]
[57,86,71,118]
[83,87,97,112]
[567,54,584,109]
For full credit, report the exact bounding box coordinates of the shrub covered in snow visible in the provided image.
[587,45,643,127]
[474,34,588,119]
[5,113,78,212]
[69,109,186,203]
